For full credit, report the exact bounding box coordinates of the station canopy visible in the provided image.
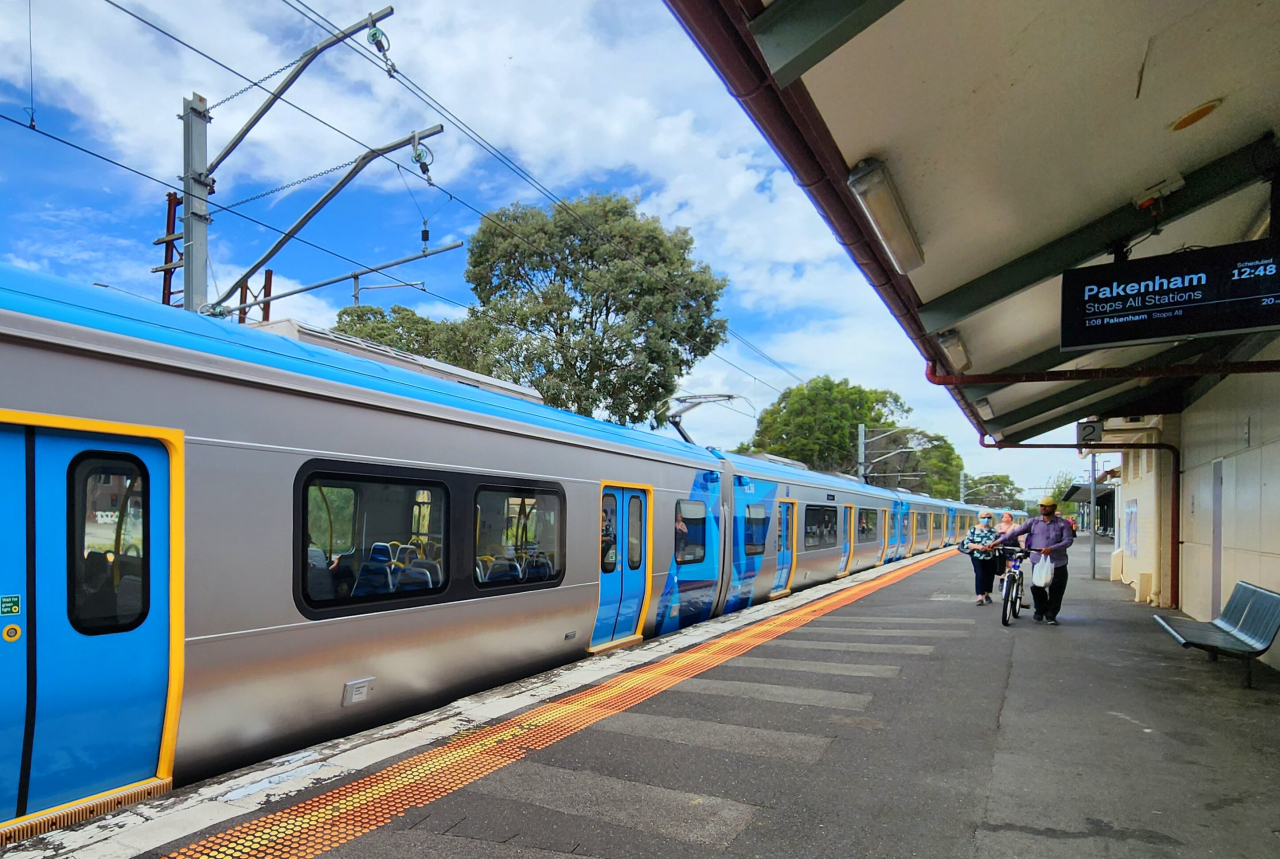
[666,0,1280,442]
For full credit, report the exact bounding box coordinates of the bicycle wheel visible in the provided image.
[1001,575,1015,626]
[1011,574,1022,618]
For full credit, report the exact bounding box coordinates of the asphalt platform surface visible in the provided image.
[121,552,1280,858]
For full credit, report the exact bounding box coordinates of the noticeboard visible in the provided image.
[1060,239,1280,351]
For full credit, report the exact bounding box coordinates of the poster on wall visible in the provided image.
[1060,239,1280,350]
[1124,500,1139,559]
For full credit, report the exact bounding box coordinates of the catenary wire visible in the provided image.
[93,0,788,396]
[0,113,754,425]
[277,0,804,387]
[24,0,36,127]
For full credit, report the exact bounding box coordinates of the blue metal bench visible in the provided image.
[1154,582,1280,688]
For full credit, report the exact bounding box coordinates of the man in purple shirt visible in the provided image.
[990,496,1074,624]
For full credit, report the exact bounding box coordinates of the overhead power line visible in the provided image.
[91,0,790,396]
[276,0,804,387]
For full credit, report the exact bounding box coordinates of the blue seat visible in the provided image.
[400,559,443,592]
[523,557,554,582]
[352,542,397,596]
[486,559,522,583]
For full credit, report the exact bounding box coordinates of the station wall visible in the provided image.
[1115,419,1177,610]
[1179,338,1280,671]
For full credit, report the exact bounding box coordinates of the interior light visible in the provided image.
[1169,99,1222,131]
[937,329,971,372]
[847,157,924,274]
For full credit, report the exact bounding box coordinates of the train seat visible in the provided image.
[306,546,336,601]
[523,556,553,582]
[486,559,522,583]
[352,542,396,596]
[400,559,443,591]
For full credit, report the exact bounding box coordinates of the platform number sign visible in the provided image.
[1077,421,1104,447]
[0,595,19,615]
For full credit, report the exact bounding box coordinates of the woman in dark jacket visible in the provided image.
[963,510,1000,606]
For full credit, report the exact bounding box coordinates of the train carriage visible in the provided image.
[0,268,980,836]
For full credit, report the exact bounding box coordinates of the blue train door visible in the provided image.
[1,426,172,825]
[771,500,796,597]
[591,485,649,651]
[0,427,27,822]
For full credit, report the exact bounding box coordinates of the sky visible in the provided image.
[0,0,1113,496]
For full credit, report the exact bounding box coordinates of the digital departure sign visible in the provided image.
[1060,239,1280,351]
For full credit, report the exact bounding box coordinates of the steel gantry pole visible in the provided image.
[1090,452,1098,579]
[180,93,211,312]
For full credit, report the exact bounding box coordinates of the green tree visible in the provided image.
[866,428,963,499]
[961,473,1023,509]
[742,376,910,472]
[1043,470,1079,514]
[333,305,506,376]
[464,194,727,424]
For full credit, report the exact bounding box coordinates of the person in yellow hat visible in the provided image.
[987,496,1074,624]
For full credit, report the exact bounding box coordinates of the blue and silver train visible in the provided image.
[0,267,1021,840]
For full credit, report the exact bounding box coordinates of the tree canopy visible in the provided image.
[333,193,727,426]
[739,376,909,473]
[736,375,965,499]
[962,473,1023,510]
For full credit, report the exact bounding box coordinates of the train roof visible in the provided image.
[716,451,903,500]
[0,266,721,464]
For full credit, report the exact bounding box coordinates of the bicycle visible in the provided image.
[1000,548,1028,626]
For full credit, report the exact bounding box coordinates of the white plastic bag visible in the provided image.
[1031,553,1055,588]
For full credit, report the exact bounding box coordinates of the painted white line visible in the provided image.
[10,549,953,859]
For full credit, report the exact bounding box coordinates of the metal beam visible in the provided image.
[917,133,1280,334]
[207,7,394,176]
[1000,380,1181,444]
[1181,332,1279,409]
[982,340,1216,433]
[748,0,906,89]
[210,124,442,310]
[217,242,463,315]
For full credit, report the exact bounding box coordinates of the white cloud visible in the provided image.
[0,0,1084,490]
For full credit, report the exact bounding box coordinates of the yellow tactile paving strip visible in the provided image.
[170,551,952,859]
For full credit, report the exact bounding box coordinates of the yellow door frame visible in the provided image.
[587,481,654,655]
[769,498,798,599]
[0,408,184,842]
[835,503,855,578]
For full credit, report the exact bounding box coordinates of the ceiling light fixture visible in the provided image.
[847,157,925,274]
[1169,99,1222,131]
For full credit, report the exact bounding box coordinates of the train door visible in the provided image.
[1,421,176,831]
[837,504,854,577]
[591,485,649,651]
[770,500,796,597]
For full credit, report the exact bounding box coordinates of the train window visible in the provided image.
[601,494,617,573]
[627,496,643,570]
[804,505,838,550]
[856,508,879,543]
[302,475,448,607]
[476,488,564,586]
[916,512,929,535]
[675,500,706,565]
[69,455,149,635]
[777,504,791,553]
[744,503,768,556]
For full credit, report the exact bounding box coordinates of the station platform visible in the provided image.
[9,548,1278,859]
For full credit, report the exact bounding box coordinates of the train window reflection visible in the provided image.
[70,455,149,635]
[856,508,879,544]
[916,512,929,536]
[744,503,768,556]
[675,500,706,565]
[627,496,643,571]
[601,494,617,573]
[476,488,563,586]
[302,476,448,606]
[804,505,838,550]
